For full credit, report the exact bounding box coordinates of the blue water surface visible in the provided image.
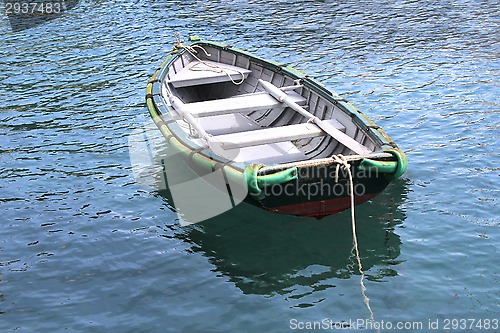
[0,1,498,332]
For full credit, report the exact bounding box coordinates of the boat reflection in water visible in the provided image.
[153,148,409,299]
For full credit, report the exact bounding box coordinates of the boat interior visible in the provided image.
[160,44,380,165]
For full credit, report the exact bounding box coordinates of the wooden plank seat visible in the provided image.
[197,113,261,135]
[233,142,308,164]
[211,119,346,149]
[166,61,252,88]
[177,91,307,118]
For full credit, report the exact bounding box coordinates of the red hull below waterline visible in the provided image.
[264,193,379,218]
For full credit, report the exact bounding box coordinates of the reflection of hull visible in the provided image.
[158,160,409,297]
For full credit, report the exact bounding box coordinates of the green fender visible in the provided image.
[360,148,408,180]
[244,164,298,200]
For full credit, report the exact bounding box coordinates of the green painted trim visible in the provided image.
[146,82,153,96]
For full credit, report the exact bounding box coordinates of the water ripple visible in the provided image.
[0,0,498,331]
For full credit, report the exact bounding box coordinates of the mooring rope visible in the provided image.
[332,154,375,325]
[173,33,246,85]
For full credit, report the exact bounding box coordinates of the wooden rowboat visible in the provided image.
[146,36,407,218]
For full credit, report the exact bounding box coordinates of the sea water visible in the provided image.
[0,1,498,332]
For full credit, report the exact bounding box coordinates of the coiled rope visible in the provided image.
[332,154,375,324]
[173,34,246,85]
